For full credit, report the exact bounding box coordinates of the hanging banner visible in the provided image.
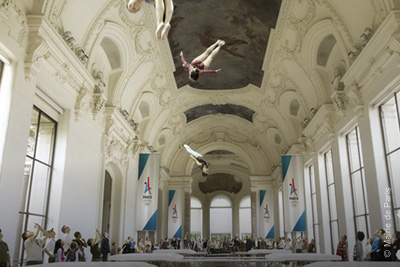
[259,190,275,239]
[136,153,160,231]
[282,155,306,232]
[168,189,183,239]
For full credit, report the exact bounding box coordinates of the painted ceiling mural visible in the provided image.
[184,104,255,123]
[169,0,282,90]
[199,173,242,194]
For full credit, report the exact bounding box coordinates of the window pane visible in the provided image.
[239,207,251,236]
[388,150,400,208]
[23,158,33,212]
[211,197,231,207]
[325,151,335,185]
[347,129,361,171]
[356,128,364,168]
[28,162,51,215]
[381,97,400,153]
[356,216,367,236]
[310,167,316,193]
[352,171,366,215]
[25,215,46,234]
[328,185,338,220]
[210,208,232,235]
[312,194,318,224]
[240,197,251,208]
[191,198,202,208]
[35,114,56,164]
[331,221,339,255]
[191,208,202,234]
[361,169,369,214]
[26,109,40,157]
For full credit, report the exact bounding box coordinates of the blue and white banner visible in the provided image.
[259,190,274,239]
[136,153,160,231]
[282,155,306,232]
[168,189,183,239]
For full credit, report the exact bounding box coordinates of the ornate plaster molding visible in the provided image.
[0,0,28,44]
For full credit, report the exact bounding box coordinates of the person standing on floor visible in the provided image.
[353,231,365,261]
[336,235,348,261]
[61,225,72,253]
[22,224,49,265]
[100,232,110,261]
[0,229,11,267]
[43,229,56,263]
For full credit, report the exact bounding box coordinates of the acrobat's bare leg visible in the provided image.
[203,40,225,70]
[161,0,174,39]
[192,40,221,63]
[155,0,165,39]
[183,144,203,158]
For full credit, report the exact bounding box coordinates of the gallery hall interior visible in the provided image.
[0,0,400,266]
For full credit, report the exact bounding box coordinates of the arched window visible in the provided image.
[210,196,232,240]
[191,197,202,241]
[239,196,251,239]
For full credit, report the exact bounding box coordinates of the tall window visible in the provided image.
[380,93,400,231]
[210,196,232,240]
[324,150,339,254]
[21,107,57,258]
[346,126,370,237]
[309,165,319,252]
[239,196,251,239]
[190,197,202,240]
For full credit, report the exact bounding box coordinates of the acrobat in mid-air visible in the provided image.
[184,144,209,176]
[180,39,225,81]
[127,0,174,40]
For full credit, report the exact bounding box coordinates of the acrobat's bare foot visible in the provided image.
[161,23,171,40]
[156,22,165,39]
[218,40,225,46]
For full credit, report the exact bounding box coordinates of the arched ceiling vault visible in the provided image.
[46,0,383,178]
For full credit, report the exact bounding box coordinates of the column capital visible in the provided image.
[249,176,273,191]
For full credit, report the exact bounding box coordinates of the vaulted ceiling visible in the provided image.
[21,0,385,188]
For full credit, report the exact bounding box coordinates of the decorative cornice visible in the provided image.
[342,11,400,89]
[0,0,28,44]
[331,91,348,117]
[303,104,335,146]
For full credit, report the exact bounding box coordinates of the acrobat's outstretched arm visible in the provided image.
[199,68,221,76]
[189,155,202,168]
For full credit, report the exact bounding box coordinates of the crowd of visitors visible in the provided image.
[336,229,400,262]
[18,224,111,265]
[0,226,399,266]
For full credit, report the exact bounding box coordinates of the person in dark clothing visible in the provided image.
[245,236,253,252]
[0,229,11,267]
[72,231,87,262]
[87,229,102,262]
[100,232,110,261]
[183,233,189,250]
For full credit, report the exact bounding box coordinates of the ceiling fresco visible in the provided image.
[169,0,282,90]
[184,104,255,123]
[199,173,242,194]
